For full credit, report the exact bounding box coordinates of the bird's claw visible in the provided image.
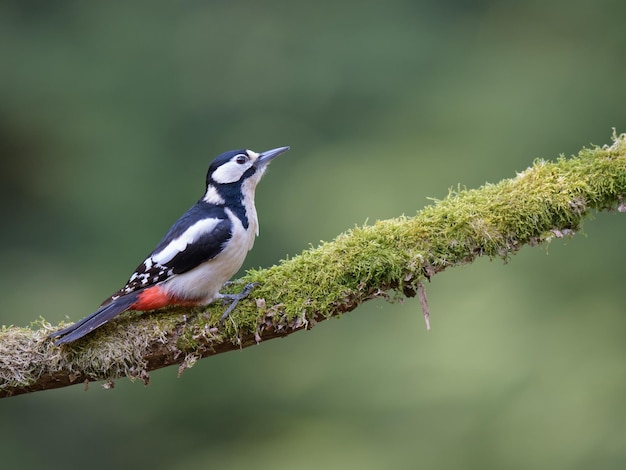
[219,282,259,322]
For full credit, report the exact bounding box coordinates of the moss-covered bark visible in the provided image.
[1,134,625,398]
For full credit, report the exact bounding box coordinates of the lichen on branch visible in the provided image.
[1,133,625,398]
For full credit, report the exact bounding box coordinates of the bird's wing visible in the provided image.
[102,204,232,305]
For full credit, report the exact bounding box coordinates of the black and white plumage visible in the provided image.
[51,146,290,345]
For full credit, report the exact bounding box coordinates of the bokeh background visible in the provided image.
[2,1,626,468]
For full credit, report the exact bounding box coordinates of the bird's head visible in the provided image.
[204,146,290,204]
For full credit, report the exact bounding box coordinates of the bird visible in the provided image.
[50,146,290,345]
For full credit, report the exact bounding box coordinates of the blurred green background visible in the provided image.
[1,1,626,468]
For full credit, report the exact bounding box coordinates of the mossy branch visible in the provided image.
[2,134,626,398]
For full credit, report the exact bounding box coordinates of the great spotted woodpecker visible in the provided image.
[51,146,290,345]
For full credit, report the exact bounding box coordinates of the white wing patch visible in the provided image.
[152,218,222,265]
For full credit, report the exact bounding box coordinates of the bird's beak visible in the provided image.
[257,146,290,166]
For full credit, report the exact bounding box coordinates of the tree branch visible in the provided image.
[2,134,626,398]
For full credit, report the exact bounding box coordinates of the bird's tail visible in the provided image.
[50,291,141,345]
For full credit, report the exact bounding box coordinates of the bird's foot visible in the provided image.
[219,282,259,322]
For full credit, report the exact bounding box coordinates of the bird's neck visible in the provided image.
[202,181,259,231]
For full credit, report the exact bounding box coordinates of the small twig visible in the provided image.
[417,282,431,331]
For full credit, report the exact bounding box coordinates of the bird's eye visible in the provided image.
[235,155,248,164]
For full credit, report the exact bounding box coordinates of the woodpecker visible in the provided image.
[51,146,290,345]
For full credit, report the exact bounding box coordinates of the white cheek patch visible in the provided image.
[212,160,252,184]
[152,218,221,264]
